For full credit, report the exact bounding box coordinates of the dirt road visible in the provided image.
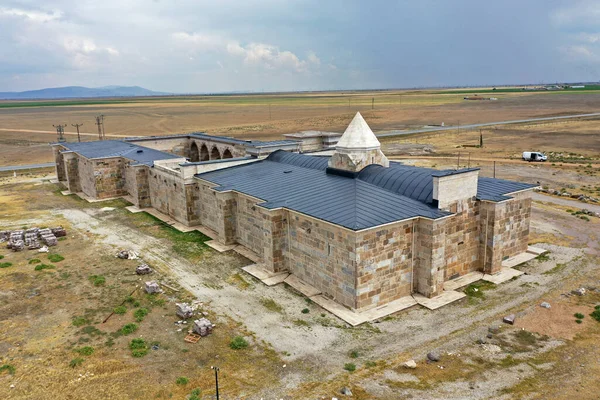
[533,192,600,214]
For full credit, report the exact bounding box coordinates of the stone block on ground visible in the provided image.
[403,360,417,369]
[176,303,194,319]
[503,314,516,325]
[144,281,161,294]
[136,264,153,275]
[427,352,440,362]
[192,318,214,337]
[540,302,551,309]
[572,288,586,296]
[51,227,67,237]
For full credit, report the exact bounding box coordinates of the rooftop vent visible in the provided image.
[283,170,293,174]
[136,149,143,153]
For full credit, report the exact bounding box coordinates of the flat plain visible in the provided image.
[1,88,600,399]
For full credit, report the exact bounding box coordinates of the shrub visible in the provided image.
[0,364,15,375]
[189,388,202,400]
[301,308,310,314]
[47,253,65,263]
[229,336,249,350]
[343,363,356,372]
[576,319,583,324]
[365,361,377,368]
[113,306,127,315]
[574,313,585,319]
[134,308,149,322]
[259,298,283,313]
[75,346,95,356]
[175,376,189,385]
[89,275,106,286]
[0,262,13,268]
[129,338,146,349]
[28,258,41,264]
[120,323,138,335]
[130,338,148,357]
[590,309,600,322]
[72,316,89,327]
[69,358,84,368]
[0,255,3,259]
[34,263,55,271]
[349,350,359,359]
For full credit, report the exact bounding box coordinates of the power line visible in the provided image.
[53,124,67,142]
[95,115,105,140]
[72,123,83,143]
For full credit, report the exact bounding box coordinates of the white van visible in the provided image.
[522,151,547,162]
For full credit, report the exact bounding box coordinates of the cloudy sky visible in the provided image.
[1,0,599,93]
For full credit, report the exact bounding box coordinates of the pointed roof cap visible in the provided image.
[336,112,381,150]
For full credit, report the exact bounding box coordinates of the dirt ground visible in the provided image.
[1,164,600,399]
[1,89,600,165]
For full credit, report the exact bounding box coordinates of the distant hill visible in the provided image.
[0,86,170,100]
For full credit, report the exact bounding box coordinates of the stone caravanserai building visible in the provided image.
[53,113,536,322]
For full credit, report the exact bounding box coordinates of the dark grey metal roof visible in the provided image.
[60,140,180,166]
[196,151,538,230]
[477,177,537,201]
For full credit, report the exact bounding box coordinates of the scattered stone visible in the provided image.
[503,314,516,325]
[51,227,67,237]
[540,302,551,309]
[486,333,493,339]
[488,325,500,334]
[192,318,214,337]
[136,264,153,275]
[572,288,586,296]
[427,352,440,362]
[38,246,49,253]
[476,337,487,345]
[403,359,417,369]
[117,250,129,259]
[176,303,194,319]
[144,281,161,294]
[340,387,352,396]
[151,344,159,350]
[482,344,502,353]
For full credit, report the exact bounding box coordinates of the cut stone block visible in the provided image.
[176,303,194,319]
[193,318,214,337]
[145,281,161,294]
[503,314,516,325]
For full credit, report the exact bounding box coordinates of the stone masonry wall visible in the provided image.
[235,194,267,260]
[355,220,415,310]
[287,213,357,309]
[148,168,198,226]
[441,198,481,280]
[77,156,97,198]
[93,157,127,199]
[54,146,67,181]
[123,164,151,208]
[64,153,82,193]
[198,182,222,234]
[415,218,447,297]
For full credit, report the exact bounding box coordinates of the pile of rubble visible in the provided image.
[1,227,66,251]
[535,187,600,205]
[116,249,139,260]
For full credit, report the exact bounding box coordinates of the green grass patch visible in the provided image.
[293,319,310,327]
[89,275,106,286]
[0,262,13,268]
[120,323,138,335]
[130,338,148,357]
[72,316,89,327]
[189,388,202,400]
[28,258,41,264]
[144,293,165,307]
[543,263,567,275]
[74,346,95,356]
[34,263,55,271]
[80,325,105,336]
[259,297,283,313]
[113,305,127,315]
[574,313,585,319]
[349,350,359,359]
[134,308,149,322]
[365,361,377,368]
[499,355,519,368]
[175,377,189,385]
[343,363,356,372]
[464,281,496,299]
[69,358,84,368]
[47,253,65,262]
[0,255,3,259]
[535,253,550,262]
[229,336,249,350]
[0,364,15,375]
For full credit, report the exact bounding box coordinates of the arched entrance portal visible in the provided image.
[190,142,199,162]
[210,146,221,160]
[222,148,233,159]
[200,144,209,161]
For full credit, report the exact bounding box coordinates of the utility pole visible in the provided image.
[95,115,105,140]
[269,104,271,120]
[372,97,374,110]
[479,129,483,147]
[493,161,496,178]
[211,366,220,400]
[53,124,67,143]
[457,152,461,169]
[457,120,460,136]
[72,123,83,143]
